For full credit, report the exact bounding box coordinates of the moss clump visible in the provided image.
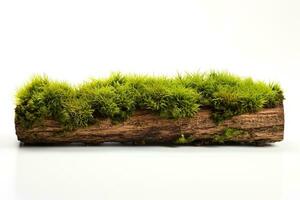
[213,128,246,144]
[15,76,94,130]
[176,71,284,122]
[15,72,284,130]
[174,134,195,144]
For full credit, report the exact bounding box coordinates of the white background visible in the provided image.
[0,0,300,199]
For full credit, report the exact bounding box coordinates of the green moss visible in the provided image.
[174,134,195,144]
[15,72,284,130]
[213,128,246,144]
[175,72,284,122]
[15,75,94,130]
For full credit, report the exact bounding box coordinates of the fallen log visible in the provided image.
[15,72,285,145]
[15,105,284,145]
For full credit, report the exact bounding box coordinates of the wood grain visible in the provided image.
[15,106,284,145]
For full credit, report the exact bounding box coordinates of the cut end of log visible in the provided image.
[15,106,284,146]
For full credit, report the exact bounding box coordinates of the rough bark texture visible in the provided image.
[15,106,284,145]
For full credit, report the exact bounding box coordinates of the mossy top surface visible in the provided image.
[15,72,284,130]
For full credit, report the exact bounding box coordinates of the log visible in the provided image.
[15,105,284,145]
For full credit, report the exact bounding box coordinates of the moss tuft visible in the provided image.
[176,71,284,122]
[213,128,246,144]
[15,72,284,130]
[174,134,195,144]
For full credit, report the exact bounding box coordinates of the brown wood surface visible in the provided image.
[15,106,284,145]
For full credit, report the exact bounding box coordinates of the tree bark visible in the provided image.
[15,106,284,145]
